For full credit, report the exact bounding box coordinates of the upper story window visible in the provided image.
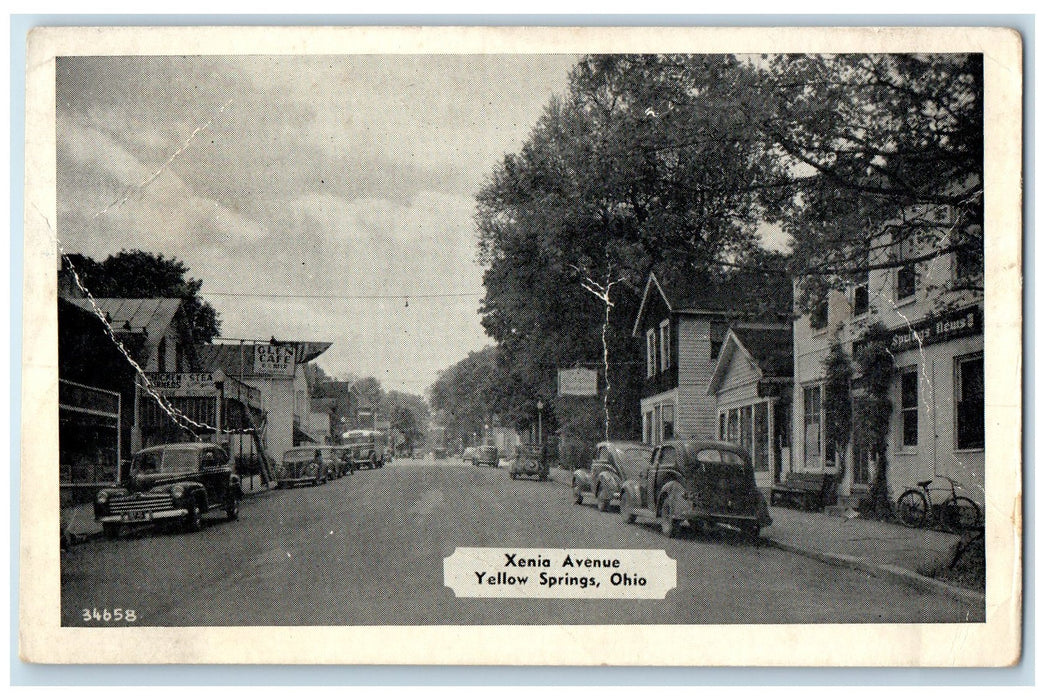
[852,280,869,316]
[710,320,728,359]
[809,297,828,331]
[659,320,671,371]
[157,337,167,373]
[646,328,657,378]
[894,235,918,302]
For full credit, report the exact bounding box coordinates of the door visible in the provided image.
[648,445,679,510]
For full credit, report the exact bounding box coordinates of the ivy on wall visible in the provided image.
[853,323,895,517]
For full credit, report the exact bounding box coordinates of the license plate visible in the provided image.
[121,511,151,522]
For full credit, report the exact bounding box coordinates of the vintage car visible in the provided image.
[508,444,550,481]
[342,429,387,470]
[276,448,332,488]
[462,447,477,464]
[94,442,242,538]
[572,441,653,512]
[619,440,772,539]
[473,445,498,468]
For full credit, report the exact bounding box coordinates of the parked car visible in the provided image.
[473,445,498,468]
[572,441,653,512]
[509,444,550,481]
[619,440,771,539]
[462,447,477,464]
[94,442,242,539]
[276,447,330,488]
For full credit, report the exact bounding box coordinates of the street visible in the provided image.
[61,458,984,627]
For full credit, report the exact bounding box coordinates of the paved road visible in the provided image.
[61,458,984,626]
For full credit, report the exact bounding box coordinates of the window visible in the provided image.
[956,354,984,450]
[900,368,919,447]
[803,385,822,470]
[157,336,167,373]
[809,297,828,331]
[646,329,656,378]
[719,413,726,441]
[659,320,671,371]
[709,321,728,359]
[662,403,674,441]
[894,235,917,301]
[654,405,662,444]
[852,281,869,316]
[727,408,739,444]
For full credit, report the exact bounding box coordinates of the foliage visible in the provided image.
[429,347,509,447]
[823,342,853,487]
[853,324,896,516]
[63,249,222,344]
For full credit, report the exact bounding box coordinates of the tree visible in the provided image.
[429,347,506,447]
[381,390,430,452]
[62,249,222,343]
[823,343,853,498]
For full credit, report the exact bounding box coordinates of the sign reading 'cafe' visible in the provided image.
[888,305,982,353]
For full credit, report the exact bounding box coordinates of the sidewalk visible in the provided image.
[762,504,984,604]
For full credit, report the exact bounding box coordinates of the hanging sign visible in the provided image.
[253,344,296,376]
[145,373,218,396]
[558,368,598,397]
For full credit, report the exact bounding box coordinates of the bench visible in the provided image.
[770,472,837,511]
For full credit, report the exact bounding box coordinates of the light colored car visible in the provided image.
[462,447,476,463]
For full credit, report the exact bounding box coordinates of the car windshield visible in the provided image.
[284,450,320,463]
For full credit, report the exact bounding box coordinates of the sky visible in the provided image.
[56,54,579,395]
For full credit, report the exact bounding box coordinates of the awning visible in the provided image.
[294,424,321,445]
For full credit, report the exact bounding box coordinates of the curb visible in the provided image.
[765,537,986,606]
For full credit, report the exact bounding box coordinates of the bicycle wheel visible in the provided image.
[941,496,982,533]
[897,489,928,528]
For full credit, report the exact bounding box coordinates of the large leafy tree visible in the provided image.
[63,249,222,343]
[429,347,512,447]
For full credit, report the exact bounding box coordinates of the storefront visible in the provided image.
[708,325,793,489]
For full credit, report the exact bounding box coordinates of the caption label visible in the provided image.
[443,548,676,599]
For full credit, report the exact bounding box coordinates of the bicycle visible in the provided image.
[896,475,982,533]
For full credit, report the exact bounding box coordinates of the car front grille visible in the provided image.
[107,493,174,513]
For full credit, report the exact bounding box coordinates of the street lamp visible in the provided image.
[536,399,544,445]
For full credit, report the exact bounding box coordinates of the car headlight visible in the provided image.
[171,484,185,499]
[95,491,108,504]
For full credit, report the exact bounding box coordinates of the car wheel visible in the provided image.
[102,523,121,539]
[742,522,760,542]
[571,482,584,505]
[184,502,202,532]
[225,496,239,521]
[620,490,636,524]
[596,486,610,512]
[510,471,517,480]
[659,498,677,538]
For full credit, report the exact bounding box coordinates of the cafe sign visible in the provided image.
[254,344,296,376]
[889,305,982,353]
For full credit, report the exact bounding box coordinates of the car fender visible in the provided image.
[658,480,686,515]
[572,469,593,493]
[619,479,643,508]
[164,481,209,511]
[596,471,622,499]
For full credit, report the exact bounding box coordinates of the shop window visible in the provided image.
[753,402,769,473]
[662,403,674,441]
[719,413,726,441]
[900,368,919,447]
[659,320,671,371]
[956,354,984,450]
[646,329,656,378]
[740,405,753,457]
[803,385,822,470]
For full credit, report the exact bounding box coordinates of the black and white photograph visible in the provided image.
[21,25,1022,665]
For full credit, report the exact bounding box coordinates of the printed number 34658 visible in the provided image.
[82,608,137,623]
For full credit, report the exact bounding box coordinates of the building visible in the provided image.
[707,323,794,490]
[196,341,332,465]
[631,270,791,446]
[791,209,984,503]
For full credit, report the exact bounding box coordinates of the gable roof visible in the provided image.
[707,323,793,395]
[70,298,181,349]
